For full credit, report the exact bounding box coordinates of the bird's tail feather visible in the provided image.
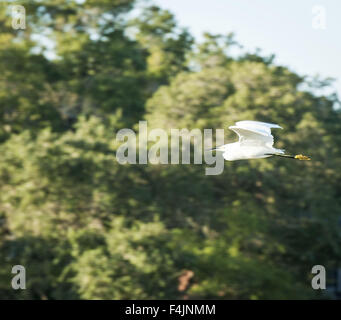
[205,144,224,151]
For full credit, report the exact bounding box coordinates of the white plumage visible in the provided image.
[215,120,285,161]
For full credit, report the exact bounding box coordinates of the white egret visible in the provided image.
[212,120,311,161]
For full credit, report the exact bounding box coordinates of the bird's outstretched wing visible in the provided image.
[229,121,282,147]
[235,121,282,133]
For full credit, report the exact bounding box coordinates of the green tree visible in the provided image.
[0,0,340,300]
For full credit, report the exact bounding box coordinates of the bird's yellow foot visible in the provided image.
[294,154,311,161]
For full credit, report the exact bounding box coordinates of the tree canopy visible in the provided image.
[0,0,340,299]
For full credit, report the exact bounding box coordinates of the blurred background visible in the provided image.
[0,0,340,299]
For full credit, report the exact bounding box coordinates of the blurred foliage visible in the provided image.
[0,0,340,300]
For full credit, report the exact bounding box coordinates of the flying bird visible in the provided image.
[212,120,311,161]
